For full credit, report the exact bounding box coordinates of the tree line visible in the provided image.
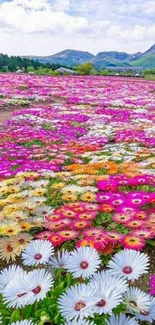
[0,53,68,74]
[0,54,154,78]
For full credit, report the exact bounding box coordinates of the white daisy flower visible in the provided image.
[123,287,151,314]
[60,185,85,194]
[32,196,46,205]
[108,249,149,281]
[84,186,98,192]
[3,269,53,308]
[135,296,155,323]
[22,240,54,266]
[65,247,101,279]
[27,217,45,227]
[22,199,37,211]
[64,320,95,325]
[34,206,54,217]
[0,265,23,294]
[3,271,33,308]
[105,313,139,325]
[41,171,56,177]
[30,180,49,188]
[20,190,34,199]
[49,249,71,269]
[89,271,126,315]
[90,270,128,295]
[11,321,35,325]
[25,269,53,304]
[58,283,98,320]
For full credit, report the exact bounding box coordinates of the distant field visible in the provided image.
[145,74,155,81]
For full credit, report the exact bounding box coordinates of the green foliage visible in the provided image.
[132,55,155,68]
[94,212,112,226]
[144,68,155,75]
[75,62,96,75]
[27,66,36,73]
[147,239,155,247]
[0,53,69,74]
[144,74,155,81]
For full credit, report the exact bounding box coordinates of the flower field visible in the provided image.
[0,73,155,325]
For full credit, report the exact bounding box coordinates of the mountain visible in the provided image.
[142,44,155,56]
[22,44,155,69]
[92,51,131,68]
[128,52,142,61]
[131,55,155,69]
[22,50,95,67]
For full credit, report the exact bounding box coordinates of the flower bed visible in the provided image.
[0,74,155,324]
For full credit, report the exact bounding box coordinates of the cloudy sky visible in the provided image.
[0,0,154,56]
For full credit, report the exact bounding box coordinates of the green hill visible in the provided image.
[131,55,155,69]
[22,44,155,69]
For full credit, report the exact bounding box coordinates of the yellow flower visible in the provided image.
[77,179,95,186]
[51,182,65,189]
[0,186,8,195]
[18,221,32,231]
[0,199,8,207]
[72,174,89,180]
[1,222,21,237]
[61,193,78,202]
[10,233,33,253]
[6,193,22,203]
[7,186,20,194]
[0,223,8,235]
[32,188,47,196]
[80,191,96,202]
[16,172,39,178]
[56,172,71,177]
[0,238,20,262]
[8,211,29,221]
[5,178,16,185]
[3,204,21,213]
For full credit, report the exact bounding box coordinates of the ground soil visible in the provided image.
[0,96,66,125]
[0,107,21,124]
[134,244,155,292]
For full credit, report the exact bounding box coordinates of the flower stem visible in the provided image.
[34,300,38,312]
[21,308,24,320]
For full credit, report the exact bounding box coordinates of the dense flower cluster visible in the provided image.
[0,74,155,324]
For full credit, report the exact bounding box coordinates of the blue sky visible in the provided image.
[0,0,154,55]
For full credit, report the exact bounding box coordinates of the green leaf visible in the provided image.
[10,310,21,322]
[66,273,73,287]
[35,309,46,318]
[53,282,64,298]
[147,240,155,246]
[113,303,127,314]
[54,312,61,324]
[44,297,54,306]
[24,304,34,317]
[48,304,57,316]
[0,308,11,316]
[101,255,111,266]
[94,316,107,324]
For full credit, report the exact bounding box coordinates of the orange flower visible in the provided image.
[76,238,95,248]
[100,243,117,255]
[66,164,82,171]
[100,204,114,212]
[84,167,97,174]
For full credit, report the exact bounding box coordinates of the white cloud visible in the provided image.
[0,0,88,33]
[0,0,154,55]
